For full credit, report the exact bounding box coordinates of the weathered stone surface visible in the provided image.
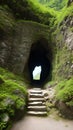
[65,31,73,50]
[56,101,73,119]
[54,15,73,80]
[9,22,50,76]
[27,88,47,116]
[0,21,52,81]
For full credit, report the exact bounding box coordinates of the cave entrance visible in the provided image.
[28,38,52,87]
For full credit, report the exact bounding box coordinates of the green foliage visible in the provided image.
[56,77,73,106]
[0,67,27,84]
[0,67,27,130]
[0,122,7,130]
[37,0,68,10]
[0,0,56,26]
[56,4,73,24]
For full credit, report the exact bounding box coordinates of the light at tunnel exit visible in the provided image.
[33,66,42,80]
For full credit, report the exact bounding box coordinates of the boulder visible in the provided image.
[56,101,73,119]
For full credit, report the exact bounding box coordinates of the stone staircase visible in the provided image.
[27,88,47,116]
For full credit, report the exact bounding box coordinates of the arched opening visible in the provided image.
[28,38,52,86]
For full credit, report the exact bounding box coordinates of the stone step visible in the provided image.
[28,106,46,111]
[29,93,44,98]
[27,88,48,116]
[29,91,42,94]
[28,101,45,106]
[27,111,47,116]
[28,98,45,102]
[29,89,42,94]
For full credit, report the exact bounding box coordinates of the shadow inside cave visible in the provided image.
[27,38,53,87]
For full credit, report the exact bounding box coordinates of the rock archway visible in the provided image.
[24,38,53,86]
[0,21,54,87]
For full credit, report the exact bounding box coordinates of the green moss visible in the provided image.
[0,67,27,85]
[56,4,73,25]
[0,0,56,26]
[37,0,68,11]
[0,67,27,130]
[56,77,73,107]
[52,40,73,81]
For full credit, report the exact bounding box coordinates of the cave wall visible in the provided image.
[0,18,73,83]
[52,15,73,81]
[0,21,54,79]
[0,30,14,68]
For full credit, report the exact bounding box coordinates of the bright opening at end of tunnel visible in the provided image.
[33,66,42,80]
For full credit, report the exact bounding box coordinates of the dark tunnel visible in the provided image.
[28,38,52,86]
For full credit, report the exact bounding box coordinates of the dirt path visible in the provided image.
[11,115,73,130]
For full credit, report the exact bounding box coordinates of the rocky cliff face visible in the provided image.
[0,0,73,83]
[0,32,14,68]
[52,14,73,80]
[0,21,54,82]
[53,14,73,119]
[0,15,73,82]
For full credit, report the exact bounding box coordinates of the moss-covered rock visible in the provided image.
[37,0,68,11]
[0,0,55,26]
[0,67,27,130]
[52,4,73,81]
[0,6,15,37]
[55,78,73,119]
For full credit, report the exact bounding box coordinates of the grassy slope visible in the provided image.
[0,67,27,129]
